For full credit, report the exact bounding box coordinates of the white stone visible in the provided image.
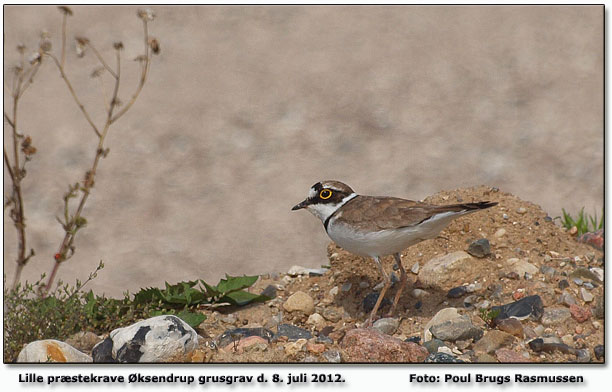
[92,315,198,363]
[17,339,92,363]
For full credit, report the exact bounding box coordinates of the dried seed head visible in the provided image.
[113,41,124,50]
[90,67,104,78]
[137,8,156,21]
[21,136,37,156]
[149,38,160,54]
[28,52,41,65]
[17,43,26,54]
[75,37,88,58]
[39,39,52,52]
[57,6,73,16]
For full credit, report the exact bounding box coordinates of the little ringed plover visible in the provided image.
[292,180,497,327]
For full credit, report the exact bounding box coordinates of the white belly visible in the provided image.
[326,211,462,258]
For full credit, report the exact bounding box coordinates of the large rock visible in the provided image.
[418,251,480,289]
[17,339,92,363]
[92,315,198,363]
[342,328,428,362]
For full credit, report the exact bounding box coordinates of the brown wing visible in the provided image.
[338,196,496,231]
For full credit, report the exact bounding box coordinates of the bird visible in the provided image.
[292,180,497,327]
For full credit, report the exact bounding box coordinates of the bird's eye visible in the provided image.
[319,189,332,199]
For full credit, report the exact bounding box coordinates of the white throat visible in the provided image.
[306,193,357,223]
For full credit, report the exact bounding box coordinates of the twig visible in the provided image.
[60,12,67,69]
[111,19,150,123]
[88,42,118,79]
[45,53,101,138]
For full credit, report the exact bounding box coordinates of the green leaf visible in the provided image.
[222,291,271,306]
[176,310,207,328]
[216,274,259,295]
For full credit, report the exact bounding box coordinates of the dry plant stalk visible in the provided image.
[4,41,42,290]
[3,6,159,294]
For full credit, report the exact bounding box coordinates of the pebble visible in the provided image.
[217,327,274,348]
[329,286,339,296]
[423,339,446,354]
[569,304,592,323]
[411,289,430,299]
[219,313,238,324]
[321,308,342,323]
[517,207,527,214]
[583,282,595,290]
[572,277,584,286]
[372,318,400,335]
[476,300,491,309]
[410,262,420,274]
[447,286,468,298]
[341,282,352,292]
[576,349,591,363]
[359,281,370,289]
[540,265,556,278]
[316,335,333,344]
[502,213,509,220]
[561,334,574,346]
[467,238,491,258]
[495,318,524,338]
[322,350,342,363]
[284,339,307,356]
[494,228,506,238]
[558,291,579,307]
[283,291,315,315]
[495,348,531,362]
[306,313,326,331]
[429,314,483,342]
[558,280,570,290]
[491,295,544,322]
[580,288,594,302]
[260,285,277,299]
[473,330,516,354]
[463,295,479,308]
[541,307,571,326]
[594,345,604,360]
[275,324,312,341]
[425,352,465,363]
[362,293,391,313]
[306,342,326,354]
[570,267,602,283]
[505,258,538,277]
[594,297,604,319]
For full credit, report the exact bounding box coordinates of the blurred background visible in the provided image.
[3,5,603,296]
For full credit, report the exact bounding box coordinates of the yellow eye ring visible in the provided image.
[320,189,332,199]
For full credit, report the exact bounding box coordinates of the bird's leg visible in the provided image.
[364,256,391,328]
[388,253,408,317]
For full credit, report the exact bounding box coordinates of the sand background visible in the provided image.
[3,5,603,296]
